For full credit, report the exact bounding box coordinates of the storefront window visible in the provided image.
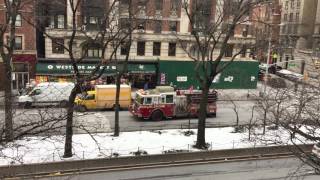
[13,63,29,72]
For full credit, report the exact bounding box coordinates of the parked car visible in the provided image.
[259,63,282,74]
[18,82,74,108]
[276,69,303,82]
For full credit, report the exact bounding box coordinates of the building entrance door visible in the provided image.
[11,63,30,91]
[12,72,29,90]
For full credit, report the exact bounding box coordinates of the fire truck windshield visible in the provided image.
[135,95,144,105]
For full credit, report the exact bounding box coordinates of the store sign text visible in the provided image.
[177,76,188,82]
[47,65,117,71]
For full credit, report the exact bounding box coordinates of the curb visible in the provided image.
[0,144,313,178]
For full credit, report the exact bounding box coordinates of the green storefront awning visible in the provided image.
[36,63,156,75]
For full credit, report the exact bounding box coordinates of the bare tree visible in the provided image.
[113,0,150,137]
[0,0,26,141]
[252,82,320,171]
[35,0,155,157]
[31,0,140,157]
[180,0,262,149]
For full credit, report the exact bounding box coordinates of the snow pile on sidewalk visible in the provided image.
[0,126,311,166]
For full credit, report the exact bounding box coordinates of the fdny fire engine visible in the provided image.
[129,87,217,121]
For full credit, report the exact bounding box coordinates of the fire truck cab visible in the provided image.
[130,88,217,121]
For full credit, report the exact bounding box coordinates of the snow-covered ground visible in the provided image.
[0,126,311,166]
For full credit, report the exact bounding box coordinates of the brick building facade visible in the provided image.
[0,0,37,91]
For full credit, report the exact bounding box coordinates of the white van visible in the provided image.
[18,82,74,108]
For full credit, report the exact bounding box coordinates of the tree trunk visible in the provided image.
[263,110,267,135]
[63,85,79,158]
[195,83,209,149]
[4,60,13,141]
[114,73,121,137]
[275,103,280,129]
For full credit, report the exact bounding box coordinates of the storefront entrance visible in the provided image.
[35,61,158,89]
[12,63,30,90]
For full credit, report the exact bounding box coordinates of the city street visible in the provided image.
[38,157,318,180]
[0,100,257,134]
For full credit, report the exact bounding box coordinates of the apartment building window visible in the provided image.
[171,0,180,11]
[296,13,299,21]
[9,36,22,50]
[284,14,287,21]
[287,25,292,34]
[225,44,234,57]
[168,43,176,56]
[83,43,102,58]
[120,0,129,5]
[86,47,102,57]
[137,41,145,56]
[153,42,161,56]
[137,21,146,31]
[297,0,300,8]
[241,45,247,58]
[154,21,162,33]
[290,0,294,8]
[52,38,64,54]
[89,17,99,24]
[242,25,249,37]
[285,1,288,10]
[15,14,21,27]
[155,0,163,10]
[293,25,298,34]
[282,25,287,34]
[7,13,22,27]
[289,13,293,22]
[57,15,65,28]
[169,21,177,32]
[138,0,147,16]
[120,42,129,55]
[119,18,130,29]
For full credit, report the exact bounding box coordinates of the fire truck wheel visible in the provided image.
[151,110,163,121]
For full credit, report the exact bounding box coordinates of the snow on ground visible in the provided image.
[0,126,312,166]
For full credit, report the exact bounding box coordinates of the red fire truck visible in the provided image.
[129,88,217,121]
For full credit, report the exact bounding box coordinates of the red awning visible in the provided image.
[12,54,36,63]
